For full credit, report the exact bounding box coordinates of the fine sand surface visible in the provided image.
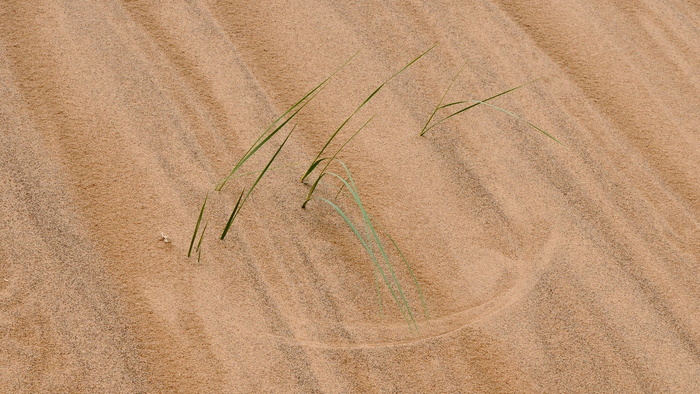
[1,1,699,392]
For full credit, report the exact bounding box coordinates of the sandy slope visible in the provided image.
[1,0,699,392]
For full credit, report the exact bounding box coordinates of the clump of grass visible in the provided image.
[420,67,560,144]
[309,159,427,332]
[296,47,436,329]
[189,52,359,253]
[187,46,563,333]
[188,47,434,331]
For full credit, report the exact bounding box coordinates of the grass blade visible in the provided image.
[421,78,542,136]
[333,160,420,328]
[315,197,412,328]
[323,164,418,331]
[332,163,418,330]
[302,116,375,208]
[305,158,424,330]
[217,51,359,191]
[301,45,435,182]
[302,158,327,183]
[220,125,297,239]
[472,100,562,144]
[196,221,208,262]
[188,193,208,258]
[384,230,428,319]
[420,60,468,135]
[221,189,245,240]
[217,93,315,191]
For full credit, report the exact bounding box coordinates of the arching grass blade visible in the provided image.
[220,125,296,239]
[421,78,543,136]
[217,51,359,192]
[473,100,562,144]
[302,45,435,183]
[302,116,374,208]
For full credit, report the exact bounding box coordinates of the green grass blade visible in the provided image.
[221,125,297,239]
[323,168,417,330]
[245,50,359,152]
[299,99,368,183]
[438,100,470,109]
[217,94,314,191]
[188,193,208,258]
[334,182,346,200]
[384,230,428,319]
[217,94,311,191]
[388,43,436,81]
[196,221,208,262]
[302,116,374,207]
[420,60,468,135]
[315,197,411,327]
[303,157,421,330]
[301,158,328,183]
[221,189,245,240]
[217,51,359,191]
[422,78,542,136]
[473,100,562,144]
[331,160,417,328]
[367,223,417,330]
[301,45,435,182]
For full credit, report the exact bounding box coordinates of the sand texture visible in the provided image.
[1,0,700,392]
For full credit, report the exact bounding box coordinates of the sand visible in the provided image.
[1,0,699,392]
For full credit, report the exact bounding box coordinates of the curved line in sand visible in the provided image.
[241,263,534,350]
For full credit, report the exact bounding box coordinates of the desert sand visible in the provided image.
[1,1,699,392]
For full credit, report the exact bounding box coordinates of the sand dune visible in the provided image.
[1,1,699,392]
